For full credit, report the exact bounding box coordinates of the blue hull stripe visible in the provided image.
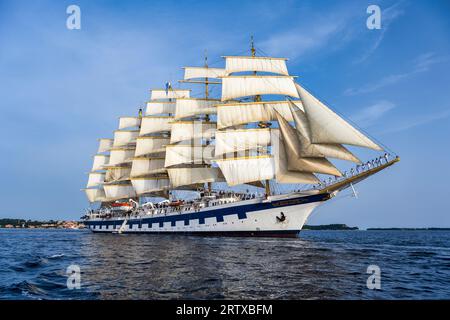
[92,229,302,238]
[85,193,330,228]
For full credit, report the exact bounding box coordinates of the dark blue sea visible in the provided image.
[0,229,449,300]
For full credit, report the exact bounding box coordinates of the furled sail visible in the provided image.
[104,183,136,200]
[224,56,289,76]
[170,121,216,144]
[184,67,226,80]
[105,166,132,183]
[288,101,361,163]
[130,157,166,177]
[118,117,141,130]
[135,136,169,157]
[113,130,139,147]
[131,177,170,195]
[92,155,110,171]
[215,128,271,158]
[150,89,190,100]
[221,76,299,101]
[146,101,176,116]
[167,167,224,188]
[216,100,299,129]
[215,155,275,186]
[174,98,219,119]
[97,138,113,153]
[295,83,383,150]
[86,172,105,188]
[140,116,172,135]
[165,145,215,168]
[84,188,106,203]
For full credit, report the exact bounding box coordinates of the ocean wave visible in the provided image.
[48,254,65,259]
[1,229,450,299]
[1,281,47,300]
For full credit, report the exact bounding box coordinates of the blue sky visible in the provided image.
[0,0,449,228]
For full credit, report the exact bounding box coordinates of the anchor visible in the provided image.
[276,212,286,223]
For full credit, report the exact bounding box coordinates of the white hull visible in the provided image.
[84,193,330,237]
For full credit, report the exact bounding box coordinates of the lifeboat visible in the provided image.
[169,200,184,207]
[111,202,134,211]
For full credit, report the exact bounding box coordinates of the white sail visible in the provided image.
[150,89,190,100]
[295,83,382,150]
[288,101,361,163]
[135,136,169,157]
[167,167,224,188]
[86,172,105,188]
[131,177,170,195]
[215,128,271,158]
[113,130,139,147]
[184,67,226,80]
[146,101,176,116]
[215,156,275,186]
[84,188,106,203]
[222,76,299,101]
[104,183,136,200]
[224,56,289,76]
[97,138,113,153]
[276,112,342,176]
[170,121,216,144]
[216,100,300,129]
[131,157,166,177]
[118,117,141,130]
[174,98,219,119]
[165,145,214,168]
[140,116,172,135]
[92,155,110,171]
[271,130,319,184]
[108,148,135,166]
[105,166,132,182]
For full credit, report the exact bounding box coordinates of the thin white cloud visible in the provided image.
[351,100,396,126]
[382,109,450,134]
[354,1,406,64]
[259,22,343,59]
[257,5,356,61]
[344,52,446,95]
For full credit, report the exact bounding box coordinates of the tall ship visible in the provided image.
[81,40,399,237]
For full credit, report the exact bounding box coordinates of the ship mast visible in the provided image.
[204,51,209,100]
[204,51,213,192]
[250,36,271,197]
[161,53,225,195]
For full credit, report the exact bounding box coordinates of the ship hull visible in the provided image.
[84,193,330,238]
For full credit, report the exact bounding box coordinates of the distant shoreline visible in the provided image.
[0,218,84,230]
[303,224,358,230]
[1,218,449,231]
[366,227,450,231]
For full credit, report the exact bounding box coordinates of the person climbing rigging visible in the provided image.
[138,108,142,129]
